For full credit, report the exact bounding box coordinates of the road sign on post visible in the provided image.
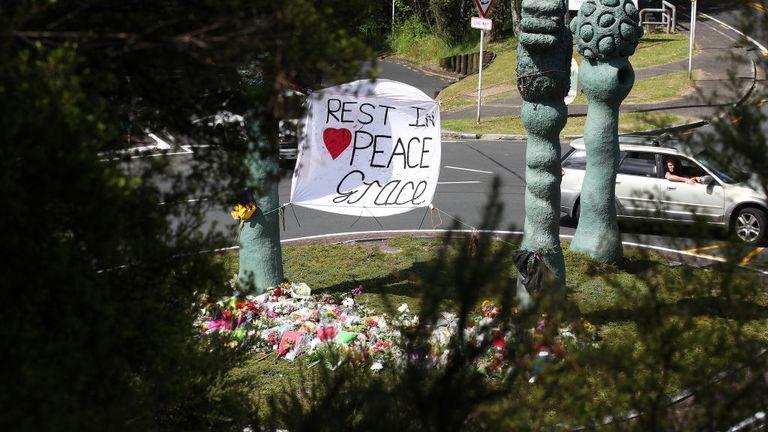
[471,17,492,31]
[471,1,495,123]
[473,0,496,18]
[471,16,493,124]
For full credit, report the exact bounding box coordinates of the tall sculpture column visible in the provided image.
[515,0,572,303]
[237,114,285,293]
[569,0,642,263]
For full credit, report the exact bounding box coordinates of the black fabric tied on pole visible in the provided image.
[515,69,569,101]
[512,250,551,297]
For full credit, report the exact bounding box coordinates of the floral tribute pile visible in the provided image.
[196,282,599,376]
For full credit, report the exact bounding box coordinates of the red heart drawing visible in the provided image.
[323,128,352,160]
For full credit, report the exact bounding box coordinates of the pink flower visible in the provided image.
[317,326,337,341]
[206,319,232,331]
[267,310,278,319]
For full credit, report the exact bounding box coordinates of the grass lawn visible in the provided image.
[442,111,692,136]
[436,39,518,111]
[216,236,768,424]
[435,33,699,112]
[571,70,699,105]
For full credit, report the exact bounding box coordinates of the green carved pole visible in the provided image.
[515,0,572,303]
[237,115,284,293]
[569,0,642,262]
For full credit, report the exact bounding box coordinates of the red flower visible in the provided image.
[492,331,506,350]
[375,341,391,351]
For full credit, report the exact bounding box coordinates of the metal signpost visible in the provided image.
[471,17,492,123]
[688,0,697,80]
[472,0,495,123]
[392,0,395,35]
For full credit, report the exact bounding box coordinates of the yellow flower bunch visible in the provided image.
[231,203,257,221]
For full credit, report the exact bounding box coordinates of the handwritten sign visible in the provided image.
[290,79,441,217]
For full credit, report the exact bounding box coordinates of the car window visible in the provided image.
[676,157,706,178]
[697,158,746,184]
[618,152,657,177]
[562,150,587,170]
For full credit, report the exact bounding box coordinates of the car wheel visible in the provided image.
[734,207,767,246]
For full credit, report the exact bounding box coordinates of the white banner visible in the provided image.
[290,79,441,217]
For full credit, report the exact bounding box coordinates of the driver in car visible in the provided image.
[665,158,702,185]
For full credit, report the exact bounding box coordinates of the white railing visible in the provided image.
[639,0,676,34]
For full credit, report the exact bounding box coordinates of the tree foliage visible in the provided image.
[262,2,768,430]
[0,0,373,429]
[390,0,521,47]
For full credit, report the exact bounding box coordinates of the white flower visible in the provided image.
[370,361,384,371]
[437,312,457,327]
[291,282,312,297]
[308,337,322,350]
[430,327,452,345]
[398,303,410,314]
[344,315,358,326]
[342,297,354,308]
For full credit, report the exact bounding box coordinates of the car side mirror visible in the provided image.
[701,175,714,184]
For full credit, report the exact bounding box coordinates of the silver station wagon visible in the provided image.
[560,136,768,245]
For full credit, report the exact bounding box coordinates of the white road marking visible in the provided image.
[444,165,493,174]
[99,144,194,161]
[699,13,768,54]
[437,181,482,184]
[704,22,739,41]
[146,132,172,150]
[157,198,208,205]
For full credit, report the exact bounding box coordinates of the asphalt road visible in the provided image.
[196,137,744,254]
[176,9,768,269]
[197,138,534,240]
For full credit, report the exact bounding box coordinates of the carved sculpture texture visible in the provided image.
[515,0,572,301]
[238,117,285,293]
[569,0,642,262]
